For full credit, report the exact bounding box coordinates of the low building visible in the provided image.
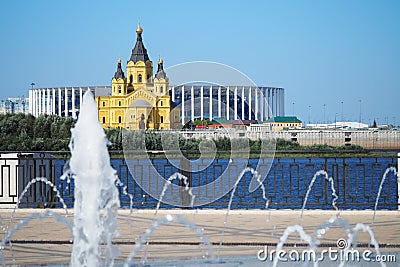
[208,117,233,129]
[263,116,302,130]
[306,121,369,129]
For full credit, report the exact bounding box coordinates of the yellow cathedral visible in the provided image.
[96,23,173,130]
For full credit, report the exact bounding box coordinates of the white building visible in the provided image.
[306,121,369,129]
[29,85,285,122]
[0,97,29,114]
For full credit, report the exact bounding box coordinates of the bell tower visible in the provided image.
[153,56,169,96]
[126,22,153,92]
[111,58,127,96]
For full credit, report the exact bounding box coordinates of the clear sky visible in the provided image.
[0,0,399,125]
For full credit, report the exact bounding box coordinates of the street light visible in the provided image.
[335,113,337,129]
[292,102,295,116]
[341,101,343,122]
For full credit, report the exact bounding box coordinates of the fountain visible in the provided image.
[372,166,397,226]
[300,170,339,223]
[217,167,269,259]
[62,91,121,266]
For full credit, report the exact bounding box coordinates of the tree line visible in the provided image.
[0,113,364,152]
[0,113,75,151]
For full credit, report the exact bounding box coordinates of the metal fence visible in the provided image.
[0,152,398,210]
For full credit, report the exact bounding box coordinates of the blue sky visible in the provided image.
[0,0,399,125]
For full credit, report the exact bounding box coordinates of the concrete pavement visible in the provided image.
[0,209,399,265]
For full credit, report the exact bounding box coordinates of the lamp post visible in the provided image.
[292,102,295,116]
[341,101,343,122]
[335,113,337,129]
[31,83,35,115]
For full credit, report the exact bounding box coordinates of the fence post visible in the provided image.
[398,153,400,210]
[179,150,192,208]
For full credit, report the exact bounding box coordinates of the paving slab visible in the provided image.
[0,209,399,266]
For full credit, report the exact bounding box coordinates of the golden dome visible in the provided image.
[136,22,143,34]
[118,58,121,64]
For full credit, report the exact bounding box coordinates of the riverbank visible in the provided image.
[1,149,398,159]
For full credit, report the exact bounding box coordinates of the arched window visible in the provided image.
[129,75,133,84]
[118,116,122,123]
[160,86,163,93]
[102,102,106,107]
[160,101,163,107]
[160,116,164,123]
[138,74,142,83]
[118,86,121,94]
[118,101,121,106]
[102,117,106,124]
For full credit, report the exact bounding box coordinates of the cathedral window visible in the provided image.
[129,75,133,84]
[102,102,105,107]
[160,116,164,123]
[118,86,121,94]
[118,116,122,123]
[102,117,106,124]
[160,101,163,107]
[138,74,142,83]
[160,86,163,93]
[118,101,121,106]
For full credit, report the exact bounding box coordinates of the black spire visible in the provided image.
[155,57,167,79]
[129,23,150,63]
[113,59,125,79]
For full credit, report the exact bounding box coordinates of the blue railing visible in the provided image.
[0,152,398,210]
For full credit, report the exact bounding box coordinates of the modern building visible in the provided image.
[28,23,285,127]
[0,97,29,114]
[28,86,110,118]
[0,100,12,114]
[171,85,284,124]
